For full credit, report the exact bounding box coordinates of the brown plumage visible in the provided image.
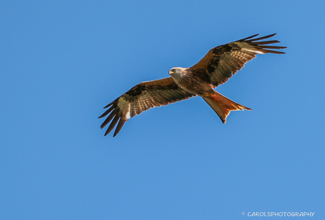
[99,33,286,137]
[190,33,286,87]
[99,78,195,136]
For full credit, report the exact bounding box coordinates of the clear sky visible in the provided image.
[1,0,324,219]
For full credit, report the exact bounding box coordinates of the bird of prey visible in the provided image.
[99,33,286,137]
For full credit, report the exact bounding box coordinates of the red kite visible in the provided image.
[99,33,286,137]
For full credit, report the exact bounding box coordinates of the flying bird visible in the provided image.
[99,33,286,137]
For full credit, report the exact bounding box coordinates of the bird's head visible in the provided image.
[169,67,187,79]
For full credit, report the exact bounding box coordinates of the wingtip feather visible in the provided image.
[250,33,277,42]
[238,33,259,41]
[113,119,126,137]
[98,105,114,118]
[104,115,120,136]
[100,110,117,129]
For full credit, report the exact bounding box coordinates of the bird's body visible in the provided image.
[99,33,286,137]
[169,67,212,96]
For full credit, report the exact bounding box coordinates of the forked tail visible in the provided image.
[203,91,251,123]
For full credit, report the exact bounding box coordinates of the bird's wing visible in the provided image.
[189,33,286,87]
[99,77,196,137]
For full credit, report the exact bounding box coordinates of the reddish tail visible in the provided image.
[203,91,251,123]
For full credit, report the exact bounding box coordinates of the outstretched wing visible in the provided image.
[99,77,196,137]
[189,33,286,87]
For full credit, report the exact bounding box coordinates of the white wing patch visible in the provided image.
[242,48,265,54]
[235,42,265,54]
[118,97,131,120]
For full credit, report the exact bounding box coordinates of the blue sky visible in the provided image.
[1,0,324,219]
